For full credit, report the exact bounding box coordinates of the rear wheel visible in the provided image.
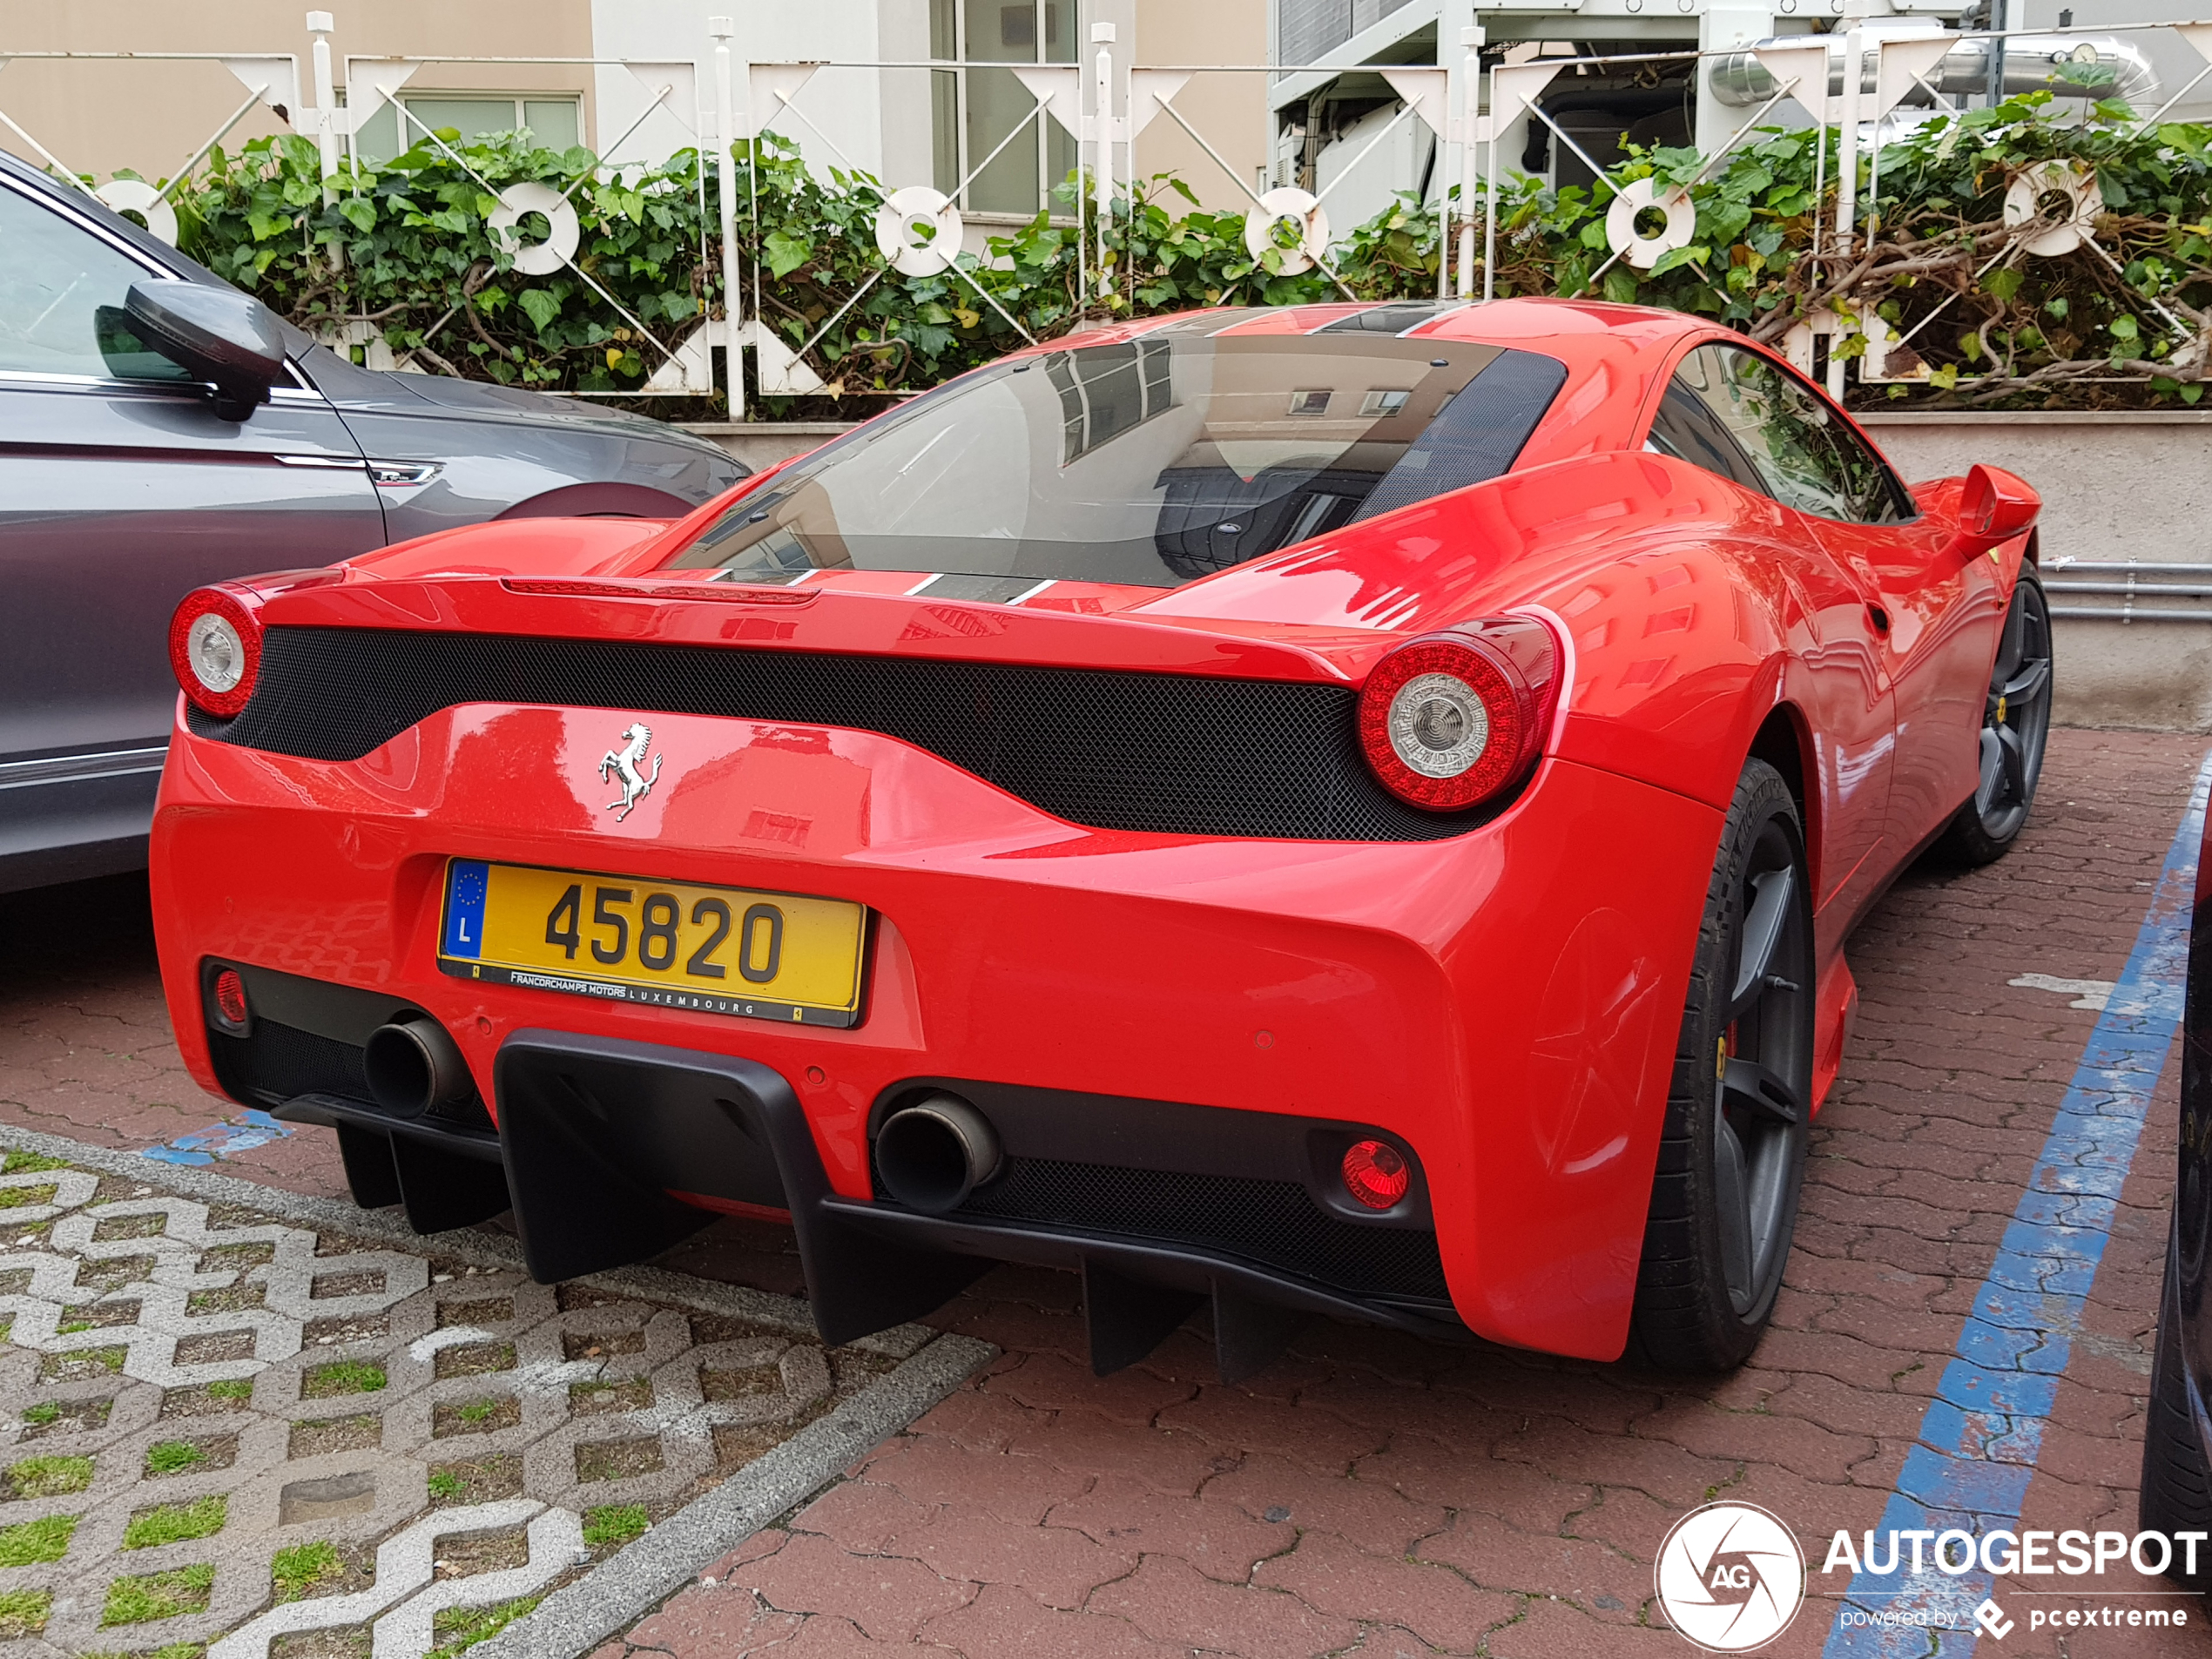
[2141,1230,2212,1590]
[1630,760,1815,1372]
[1936,572,2052,867]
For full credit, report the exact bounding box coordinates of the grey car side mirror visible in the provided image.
[125,281,287,421]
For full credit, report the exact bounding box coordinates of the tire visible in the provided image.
[2141,1228,2212,1590]
[1934,572,2053,867]
[1629,759,1816,1372]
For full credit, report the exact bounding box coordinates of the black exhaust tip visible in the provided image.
[875,1094,1002,1214]
[362,1014,473,1118]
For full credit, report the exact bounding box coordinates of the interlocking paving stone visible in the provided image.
[586,731,2211,1659]
[0,1153,958,1659]
[0,728,2203,1657]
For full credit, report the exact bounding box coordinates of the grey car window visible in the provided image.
[1670,344,1905,524]
[1643,379,1766,494]
[666,334,1566,589]
[0,185,193,384]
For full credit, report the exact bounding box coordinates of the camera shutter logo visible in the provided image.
[1655,1501,1805,1651]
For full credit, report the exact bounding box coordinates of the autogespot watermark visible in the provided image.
[1656,1505,2202,1649]
[1823,1526,2200,1639]
[1655,1503,1807,1651]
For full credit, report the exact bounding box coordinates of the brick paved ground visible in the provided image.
[3,725,2206,1656]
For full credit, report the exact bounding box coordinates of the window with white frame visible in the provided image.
[930,0,1079,216]
[354,95,585,165]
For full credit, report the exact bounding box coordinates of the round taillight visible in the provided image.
[1341,1139,1410,1211]
[168,587,262,718]
[1357,626,1550,811]
[212,968,248,1028]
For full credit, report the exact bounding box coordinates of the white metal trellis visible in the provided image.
[0,50,300,240]
[333,50,714,393]
[12,10,2212,414]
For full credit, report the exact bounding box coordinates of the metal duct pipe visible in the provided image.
[1710,33,2159,112]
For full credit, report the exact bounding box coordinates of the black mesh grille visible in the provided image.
[211,1018,370,1105]
[189,627,1507,842]
[209,1017,493,1132]
[953,1156,1450,1303]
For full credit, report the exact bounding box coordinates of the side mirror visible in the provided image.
[1952,462,2039,560]
[124,281,287,421]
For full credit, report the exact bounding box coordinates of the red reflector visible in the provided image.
[212,969,248,1027]
[1341,1139,1409,1210]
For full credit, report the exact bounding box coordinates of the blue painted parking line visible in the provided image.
[1824,752,2212,1656]
[139,1107,293,1166]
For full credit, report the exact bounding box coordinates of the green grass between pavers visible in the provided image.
[424,1595,541,1659]
[0,1184,57,1210]
[144,1440,207,1477]
[206,1379,253,1400]
[19,1402,57,1426]
[272,1539,344,1602]
[0,1588,51,1637]
[44,1344,126,1377]
[456,1397,500,1424]
[8,1454,93,1498]
[426,1470,465,1501]
[2,1150,67,1174]
[582,1504,648,1548]
[122,1496,226,1550]
[0,1514,76,1566]
[80,1645,203,1659]
[300,1359,386,1398]
[101,1564,214,1626]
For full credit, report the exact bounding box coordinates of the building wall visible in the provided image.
[1133,0,1268,210]
[1,1,1271,224]
[589,0,906,182]
[0,2,597,182]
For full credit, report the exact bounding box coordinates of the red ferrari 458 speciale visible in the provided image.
[152,299,2050,1379]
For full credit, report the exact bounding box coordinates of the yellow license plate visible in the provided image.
[437,859,866,1027]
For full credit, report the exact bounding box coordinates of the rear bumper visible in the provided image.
[152,701,1721,1359]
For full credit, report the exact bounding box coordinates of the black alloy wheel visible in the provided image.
[1631,759,1816,1372]
[1938,572,2053,866]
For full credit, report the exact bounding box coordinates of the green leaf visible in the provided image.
[337,198,376,233]
[764,231,812,278]
[2185,384,2205,406]
[1982,267,2024,304]
[1602,266,1641,305]
[1648,245,1708,278]
[516,289,562,333]
[2109,314,2140,341]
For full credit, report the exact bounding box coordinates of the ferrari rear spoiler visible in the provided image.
[249,571,1399,687]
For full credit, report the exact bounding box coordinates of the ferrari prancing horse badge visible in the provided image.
[597,721,664,821]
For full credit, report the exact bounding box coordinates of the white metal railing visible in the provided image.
[10,11,2212,415]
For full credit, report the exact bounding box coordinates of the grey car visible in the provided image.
[0,150,747,893]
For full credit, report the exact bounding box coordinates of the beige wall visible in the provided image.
[1134,0,1265,212]
[0,1,595,184]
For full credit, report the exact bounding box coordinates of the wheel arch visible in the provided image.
[1747,700,1819,894]
[493,481,696,522]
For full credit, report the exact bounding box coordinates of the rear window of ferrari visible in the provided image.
[664,329,1569,590]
